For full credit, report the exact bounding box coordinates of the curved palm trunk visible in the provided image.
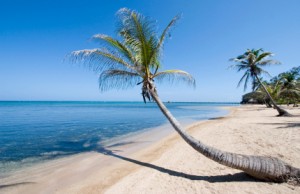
[254,75,291,116]
[149,82,299,183]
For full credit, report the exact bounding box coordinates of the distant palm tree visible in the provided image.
[230,49,291,116]
[70,8,299,183]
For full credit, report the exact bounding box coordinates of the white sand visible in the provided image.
[1,105,299,194]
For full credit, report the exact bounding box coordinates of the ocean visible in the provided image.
[0,101,237,175]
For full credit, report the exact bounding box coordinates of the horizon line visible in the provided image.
[0,100,240,104]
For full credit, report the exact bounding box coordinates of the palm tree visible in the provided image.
[230,49,291,116]
[70,8,299,183]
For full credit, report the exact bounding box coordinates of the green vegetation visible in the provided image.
[242,66,300,107]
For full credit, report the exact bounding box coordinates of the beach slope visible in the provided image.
[1,105,299,194]
[105,105,300,194]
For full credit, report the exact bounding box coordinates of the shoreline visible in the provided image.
[0,105,229,178]
[0,102,231,175]
[1,105,299,193]
[0,106,231,193]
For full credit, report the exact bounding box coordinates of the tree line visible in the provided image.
[242,65,300,107]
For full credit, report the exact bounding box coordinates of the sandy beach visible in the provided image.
[1,105,299,194]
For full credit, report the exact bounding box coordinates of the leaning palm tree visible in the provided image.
[230,49,291,116]
[70,8,299,183]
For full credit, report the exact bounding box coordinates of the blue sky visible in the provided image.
[0,0,299,102]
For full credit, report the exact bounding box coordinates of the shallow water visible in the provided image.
[0,101,237,174]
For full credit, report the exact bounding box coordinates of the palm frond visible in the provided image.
[118,8,159,73]
[237,71,249,91]
[117,8,156,41]
[252,48,264,57]
[136,13,182,79]
[235,53,247,60]
[237,64,250,71]
[260,69,272,77]
[243,72,251,91]
[153,70,195,87]
[117,8,157,70]
[228,64,249,72]
[255,52,272,62]
[92,34,136,65]
[155,14,180,53]
[70,49,137,73]
[278,88,300,98]
[251,76,256,91]
[258,59,281,66]
[98,69,141,91]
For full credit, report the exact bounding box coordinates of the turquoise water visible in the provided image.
[0,101,237,174]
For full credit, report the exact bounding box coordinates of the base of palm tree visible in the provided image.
[276,108,293,117]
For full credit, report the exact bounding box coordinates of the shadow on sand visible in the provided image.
[257,121,300,129]
[98,146,258,183]
[0,182,35,190]
[208,117,225,120]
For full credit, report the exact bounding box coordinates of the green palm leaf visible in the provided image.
[98,69,140,91]
[92,34,136,65]
[153,70,195,87]
[70,49,138,73]
[258,59,281,66]
[237,71,250,90]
